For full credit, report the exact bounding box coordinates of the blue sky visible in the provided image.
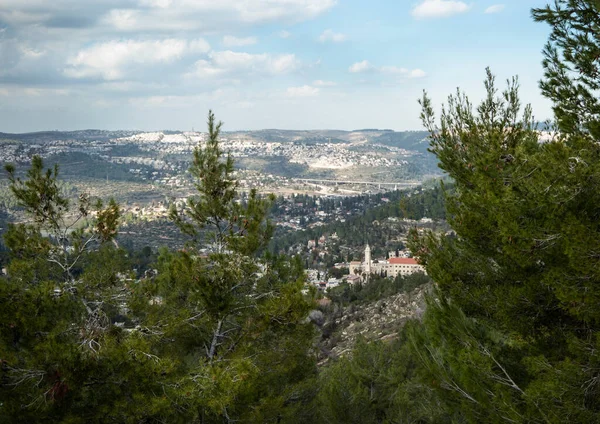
[0,0,552,132]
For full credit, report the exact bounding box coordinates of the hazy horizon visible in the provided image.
[0,127,432,135]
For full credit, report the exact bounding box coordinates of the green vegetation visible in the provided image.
[404,2,600,421]
[2,2,599,422]
[0,112,317,423]
[327,272,431,306]
[46,151,154,183]
[317,331,452,423]
[270,185,447,261]
[318,2,600,422]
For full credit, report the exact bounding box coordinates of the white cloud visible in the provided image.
[350,61,426,78]
[138,0,173,8]
[0,86,71,97]
[19,45,46,60]
[187,50,300,78]
[269,54,300,73]
[129,94,190,108]
[102,9,140,31]
[188,39,211,53]
[279,30,291,38]
[0,10,51,25]
[186,60,224,78]
[286,85,319,97]
[0,0,337,32]
[126,88,248,109]
[313,80,337,87]
[234,100,255,109]
[222,35,258,47]
[100,81,168,92]
[99,0,337,32]
[349,60,373,73]
[484,4,505,14]
[213,51,298,73]
[412,0,470,19]
[408,69,427,78]
[319,29,347,43]
[65,38,210,80]
[23,87,70,97]
[211,51,258,69]
[380,66,427,78]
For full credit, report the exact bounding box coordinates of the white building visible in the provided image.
[349,245,426,281]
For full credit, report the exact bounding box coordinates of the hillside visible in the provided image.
[317,283,431,360]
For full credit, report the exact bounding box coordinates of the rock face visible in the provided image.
[318,284,430,359]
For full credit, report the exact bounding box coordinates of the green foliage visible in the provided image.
[318,330,452,423]
[270,186,447,258]
[408,295,527,422]
[0,159,171,423]
[45,151,155,183]
[6,156,68,227]
[4,156,121,282]
[130,110,317,422]
[328,272,431,306]
[10,2,600,419]
[170,110,274,256]
[407,10,600,419]
[533,0,600,138]
[1,114,317,423]
[327,266,348,279]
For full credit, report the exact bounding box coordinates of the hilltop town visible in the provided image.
[0,128,437,229]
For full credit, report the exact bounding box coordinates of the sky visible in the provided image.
[0,0,553,133]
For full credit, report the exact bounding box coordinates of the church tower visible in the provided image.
[364,244,371,275]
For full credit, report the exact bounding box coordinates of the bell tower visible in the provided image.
[364,244,371,275]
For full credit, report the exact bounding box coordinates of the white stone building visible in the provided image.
[349,245,426,281]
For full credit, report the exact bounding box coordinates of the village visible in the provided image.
[305,241,427,292]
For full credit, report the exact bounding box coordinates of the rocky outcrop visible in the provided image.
[317,284,431,360]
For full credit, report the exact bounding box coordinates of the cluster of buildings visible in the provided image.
[117,131,415,171]
[349,244,425,281]
[306,244,426,292]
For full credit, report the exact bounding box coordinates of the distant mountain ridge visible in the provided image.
[0,130,141,143]
[0,128,430,148]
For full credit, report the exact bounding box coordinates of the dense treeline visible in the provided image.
[0,208,9,268]
[318,4,600,423]
[269,184,447,225]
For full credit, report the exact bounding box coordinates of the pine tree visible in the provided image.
[532,0,600,138]
[1,114,317,422]
[4,156,120,284]
[407,2,600,420]
[131,111,317,422]
[0,158,170,422]
[318,332,452,423]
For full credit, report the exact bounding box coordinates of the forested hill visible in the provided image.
[269,184,449,256]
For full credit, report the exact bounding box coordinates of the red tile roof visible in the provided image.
[388,257,419,265]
